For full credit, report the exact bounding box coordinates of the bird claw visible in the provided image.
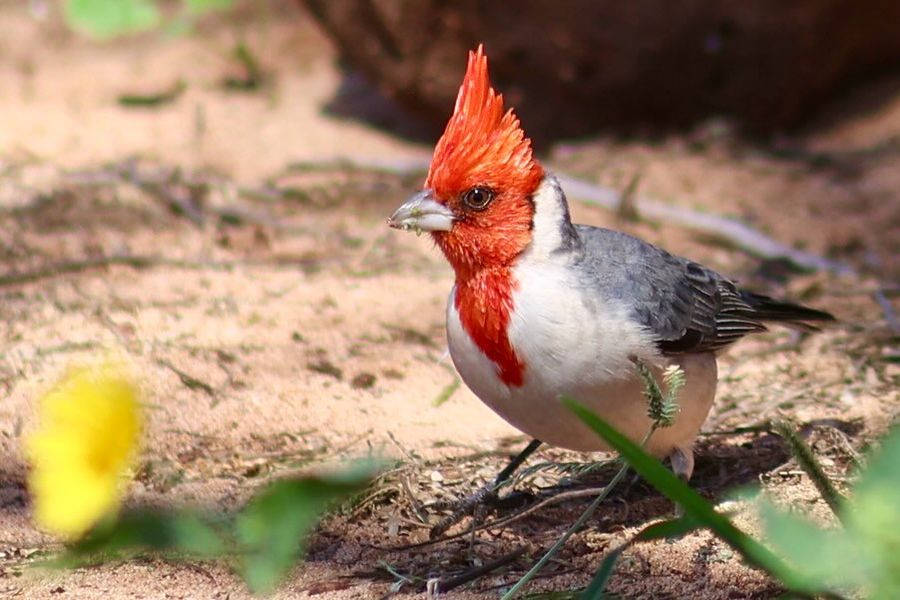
[429,439,544,539]
[429,483,499,539]
[429,485,537,539]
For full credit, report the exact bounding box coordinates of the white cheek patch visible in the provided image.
[524,175,569,260]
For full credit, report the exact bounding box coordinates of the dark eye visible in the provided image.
[461,186,494,211]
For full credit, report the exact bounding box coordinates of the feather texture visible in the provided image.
[425,44,542,205]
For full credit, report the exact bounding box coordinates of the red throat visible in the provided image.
[455,269,524,387]
[427,45,541,388]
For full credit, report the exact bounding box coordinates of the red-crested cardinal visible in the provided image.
[388,46,833,483]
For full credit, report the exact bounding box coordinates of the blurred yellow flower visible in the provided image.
[25,361,142,539]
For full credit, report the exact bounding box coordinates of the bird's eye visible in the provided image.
[461,187,494,211]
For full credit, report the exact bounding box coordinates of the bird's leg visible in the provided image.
[430,439,542,539]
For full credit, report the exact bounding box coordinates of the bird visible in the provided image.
[388,45,833,503]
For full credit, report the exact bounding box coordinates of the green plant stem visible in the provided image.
[500,429,653,600]
[771,419,847,523]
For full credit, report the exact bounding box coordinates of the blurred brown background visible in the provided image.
[304,0,900,141]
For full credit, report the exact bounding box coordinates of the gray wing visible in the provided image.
[572,226,783,354]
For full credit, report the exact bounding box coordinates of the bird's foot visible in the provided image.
[428,481,498,539]
[428,439,543,539]
[428,481,534,539]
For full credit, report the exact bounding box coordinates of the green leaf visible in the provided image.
[759,501,863,593]
[235,464,377,593]
[185,0,234,14]
[562,398,819,595]
[64,0,160,40]
[580,517,699,599]
[757,428,900,599]
[60,509,224,564]
[844,427,900,598]
[636,515,702,541]
[580,546,623,600]
[850,427,900,542]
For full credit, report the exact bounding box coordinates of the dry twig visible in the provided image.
[425,546,528,596]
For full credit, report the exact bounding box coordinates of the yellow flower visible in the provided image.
[25,361,142,539]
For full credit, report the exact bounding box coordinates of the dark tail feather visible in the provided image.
[740,291,836,332]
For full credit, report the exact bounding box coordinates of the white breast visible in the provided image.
[446,259,718,458]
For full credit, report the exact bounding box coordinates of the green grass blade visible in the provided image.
[502,460,632,599]
[580,516,699,599]
[57,509,224,566]
[634,515,701,541]
[771,420,846,521]
[580,546,623,600]
[563,398,818,595]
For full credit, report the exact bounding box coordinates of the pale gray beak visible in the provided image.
[387,190,455,233]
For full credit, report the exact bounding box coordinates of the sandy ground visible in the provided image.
[1,2,898,599]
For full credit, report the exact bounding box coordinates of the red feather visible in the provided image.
[455,267,525,387]
[426,45,542,202]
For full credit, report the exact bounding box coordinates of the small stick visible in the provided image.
[426,546,528,596]
[156,358,215,397]
[479,485,614,532]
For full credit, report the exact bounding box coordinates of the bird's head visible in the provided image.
[388,45,544,279]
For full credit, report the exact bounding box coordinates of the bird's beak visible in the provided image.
[387,190,455,233]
